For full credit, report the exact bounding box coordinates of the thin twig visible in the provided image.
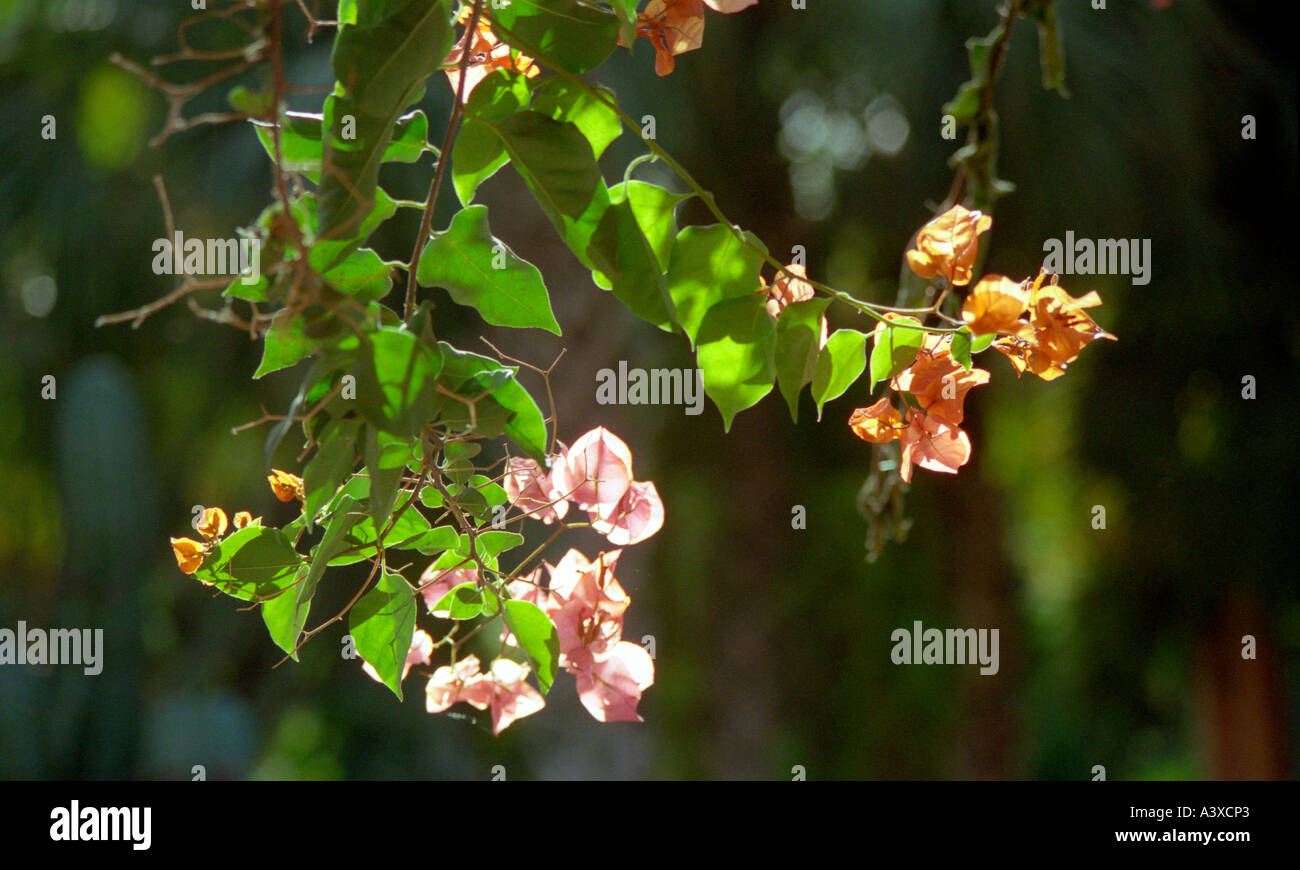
[404,0,485,321]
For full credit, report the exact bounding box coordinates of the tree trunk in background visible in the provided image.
[704,414,783,779]
[1197,593,1289,779]
[946,412,1020,779]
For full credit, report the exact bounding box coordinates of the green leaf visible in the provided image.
[491,0,619,75]
[365,424,411,529]
[951,328,974,372]
[229,84,274,117]
[587,199,676,332]
[432,583,483,620]
[303,419,362,526]
[696,294,776,432]
[324,467,371,516]
[666,225,767,347]
[309,186,400,274]
[442,439,482,462]
[495,379,548,462]
[608,181,687,272]
[942,24,1002,126]
[354,327,444,436]
[318,93,409,237]
[269,495,366,659]
[388,506,433,547]
[950,328,996,372]
[223,271,270,303]
[252,111,328,172]
[440,440,482,486]
[474,107,611,269]
[254,309,323,379]
[406,525,460,555]
[335,506,437,563]
[373,503,432,550]
[321,247,397,302]
[446,474,507,524]
[481,584,502,617]
[528,77,622,160]
[1020,0,1069,97]
[193,526,304,602]
[435,343,548,462]
[773,298,830,422]
[502,599,559,694]
[472,530,524,560]
[319,0,453,236]
[248,530,319,658]
[942,83,982,124]
[557,182,613,272]
[417,204,560,334]
[333,0,453,118]
[453,70,533,205]
[418,485,443,509]
[382,110,432,163]
[259,586,307,661]
[253,108,431,176]
[349,569,417,699]
[483,110,602,225]
[811,328,869,421]
[229,527,305,588]
[868,317,925,388]
[608,0,638,48]
[265,352,351,464]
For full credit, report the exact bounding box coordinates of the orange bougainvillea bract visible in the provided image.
[443,8,540,100]
[961,274,1030,337]
[169,503,264,575]
[891,334,990,429]
[628,0,756,77]
[905,203,993,287]
[852,208,1114,483]
[169,536,206,575]
[763,262,815,319]
[848,397,903,444]
[267,468,304,503]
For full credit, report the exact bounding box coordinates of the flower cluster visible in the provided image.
[624,0,758,77]
[169,505,263,575]
[416,547,654,726]
[849,333,988,482]
[424,654,546,736]
[363,629,434,686]
[849,205,1115,482]
[405,564,555,734]
[514,549,655,722]
[503,426,665,546]
[968,270,1115,381]
[168,470,300,573]
[405,550,654,730]
[366,426,662,733]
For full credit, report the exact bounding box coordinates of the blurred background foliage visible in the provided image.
[0,0,1295,780]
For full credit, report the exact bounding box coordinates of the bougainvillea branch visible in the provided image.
[103,0,1108,734]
